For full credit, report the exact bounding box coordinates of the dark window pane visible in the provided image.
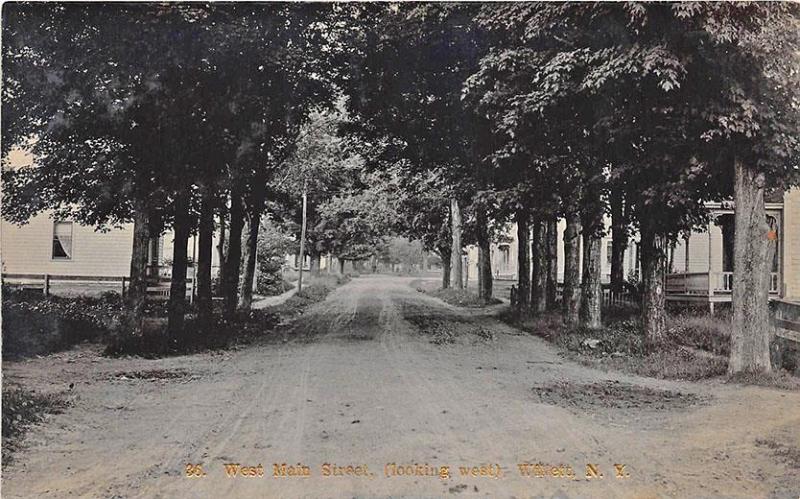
[53,237,69,258]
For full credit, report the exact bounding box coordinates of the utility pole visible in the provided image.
[298,182,308,293]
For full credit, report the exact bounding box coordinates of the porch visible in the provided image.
[666,202,783,311]
[666,271,780,303]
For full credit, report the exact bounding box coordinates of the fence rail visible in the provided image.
[510,282,637,309]
[2,273,194,300]
[772,300,800,335]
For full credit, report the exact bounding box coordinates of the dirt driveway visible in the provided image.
[3,275,799,498]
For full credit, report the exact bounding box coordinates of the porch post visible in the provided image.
[684,235,690,272]
[708,220,714,314]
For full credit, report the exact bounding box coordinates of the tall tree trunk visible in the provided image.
[197,193,214,328]
[546,216,558,310]
[640,226,667,346]
[124,201,151,335]
[222,187,245,320]
[562,211,582,326]
[339,258,345,275]
[729,159,773,374]
[216,211,227,295]
[476,209,493,301]
[239,184,266,310]
[610,188,628,293]
[439,246,451,289]
[580,232,603,329]
[238,211,261,310]
[531,219,547,313]
[515,210,530,312]
[450,198,463,289]
[580,194,604,329]
[167,190,191,338]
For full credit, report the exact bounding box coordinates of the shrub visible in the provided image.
[665,313,731,356]
[554,319,645,356]
[2,290,123,359]
[256,274,294,296]
[255,218,295,295]
[504,310,729,381]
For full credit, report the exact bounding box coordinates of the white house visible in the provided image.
[1,212,222,296]
[463,187,800,305]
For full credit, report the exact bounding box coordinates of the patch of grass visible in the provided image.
[504,311,728,381]
[502,306,799,387]
[534,380,709,411]
[594,348,728,381]
[726,370,800,391]
[418,286,502,308]
[2,386,69,465]
[404,309,495,346]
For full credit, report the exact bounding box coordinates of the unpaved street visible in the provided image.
[3,275,799,498]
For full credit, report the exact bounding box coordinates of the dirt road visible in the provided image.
[3,275,799,498]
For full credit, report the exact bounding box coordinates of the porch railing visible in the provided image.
[665,272,710,295]
[666,271,779,295]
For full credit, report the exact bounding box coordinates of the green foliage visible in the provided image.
[379,237,423,269]
[267,109,369,258]
[2,3,337,231]
[1,290,123,359]
[465,3,800,239]
[316,175,398,260]
[255,217,295,296]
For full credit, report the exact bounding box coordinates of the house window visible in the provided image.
[52,221,73,259]
[606,240,613,266]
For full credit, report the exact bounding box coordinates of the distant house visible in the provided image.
[464,216,639,286]
[463,187,800,305]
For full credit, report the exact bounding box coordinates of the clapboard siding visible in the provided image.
[784,188,800,299]
[2,212,134,276]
